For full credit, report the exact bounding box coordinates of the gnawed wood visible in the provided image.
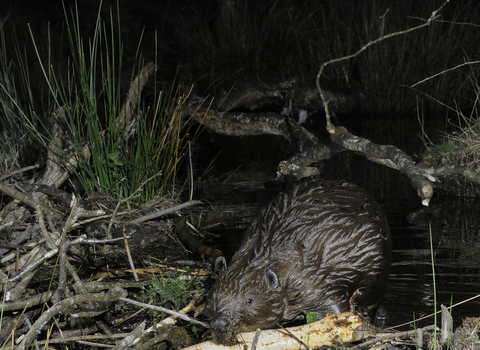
[181,312,373,350]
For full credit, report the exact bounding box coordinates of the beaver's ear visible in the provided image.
[265,268,279,288]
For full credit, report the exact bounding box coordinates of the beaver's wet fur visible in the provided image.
[204,178,391,345]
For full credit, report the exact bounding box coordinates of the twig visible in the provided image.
[175,217,224,268]
[127,200,202,224]
[275,322,310,350]
[123,225,139,281]
[353,325,438,348]
[71,210,132,228]
[62,196,105,232]
[316,1,449,131]
[51,239,69,304]
[119,297,210,328]
[9,236,87,283]
[0,163,43,182]
[65,257,90,296]
[0,304,29,348]
[76,340,115,348]
[390,294,480,330]
[138,299,197,339]
[33,333,129,346]
[0,181,61,217]
[1,291,53,312]
[251,329,263,350]
[111,320,146,350]
[17,286,128,350]
[33,192,59,249]
[81,237,128,244]
[105,172,161,237]
[411,60,480,88]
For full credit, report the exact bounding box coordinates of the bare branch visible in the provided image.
[17,286,128,350]
[316,1,448,131]
[127,200,202,225]
[119,296,210,328]
[411,60,480,88]
[330,127,434,205]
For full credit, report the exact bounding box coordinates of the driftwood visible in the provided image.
[205,79,360,117]
[181,312,373,350]
[185,78,480,206]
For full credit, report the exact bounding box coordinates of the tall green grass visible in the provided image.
[1,2,197,201]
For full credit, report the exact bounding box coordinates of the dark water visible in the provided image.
[383,196,480,329]
[190,132,480,330]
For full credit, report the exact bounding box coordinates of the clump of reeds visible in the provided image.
[0,3,196,201]
[424,105,480,171]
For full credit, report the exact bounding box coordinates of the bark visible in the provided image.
[329,127,434,205]
[180,312,373,350]
[115,62,157,136]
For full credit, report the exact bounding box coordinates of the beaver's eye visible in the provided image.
[246,298,253,305]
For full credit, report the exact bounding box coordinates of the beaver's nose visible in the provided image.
[211,314,230,333]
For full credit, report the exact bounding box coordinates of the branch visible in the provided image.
[127,200,202,225]
[411,60,480,88]
[175,217,225,271]
[420,164,480,185]
[119,297,209,328]
[186,107,319,152]
[115,62,157,136]
[17,286,128,350]
[316,1,448,131]
[330,127,434,205]
[0,181,61,217]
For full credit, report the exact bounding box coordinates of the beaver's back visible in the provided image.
[205,178,391,345]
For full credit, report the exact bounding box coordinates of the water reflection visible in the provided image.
[386,197,480,328]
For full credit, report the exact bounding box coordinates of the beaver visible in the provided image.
[204,178,391,345]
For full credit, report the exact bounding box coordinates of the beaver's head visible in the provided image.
[204,264,285,345]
